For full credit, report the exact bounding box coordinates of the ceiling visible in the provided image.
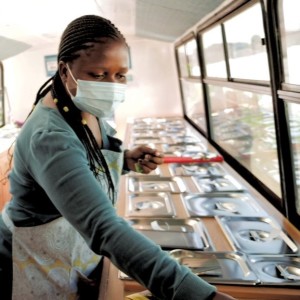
[0,0,225,60]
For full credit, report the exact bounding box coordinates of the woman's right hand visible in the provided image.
[212,291,237,300]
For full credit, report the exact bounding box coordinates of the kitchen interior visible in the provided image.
[0,0,300,299]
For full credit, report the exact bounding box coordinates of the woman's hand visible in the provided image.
[124,145,164,174]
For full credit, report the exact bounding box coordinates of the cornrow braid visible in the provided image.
[31,15,128,203]
[58,15,126,62]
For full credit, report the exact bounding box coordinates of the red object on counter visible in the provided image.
[162,155,224,164]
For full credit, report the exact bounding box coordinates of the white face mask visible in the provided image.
[66,64,127,118]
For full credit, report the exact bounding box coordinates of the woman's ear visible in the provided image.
[58,61,68,82]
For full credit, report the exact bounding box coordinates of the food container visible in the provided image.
[127,176,187,193]
[192,175,244,193]
[181,193,268,217]
[217,216,299,255]
[169,249,259,285]
[249,255,300,286]
[126,218,214,251]
[125,192,176,217]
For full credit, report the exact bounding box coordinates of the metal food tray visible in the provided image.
[126,218,214,251]
[192,175,244,193]
[127,176,187,193]
[125,192,176,217]
[161,143,207,154]
[216,216,298,255]
[169,249,259,285]
[131,135,174,145]
[181,193,268,217]
[248,255,300,286]
[168,162,227,177]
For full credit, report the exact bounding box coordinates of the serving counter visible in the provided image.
[99,117,300,300]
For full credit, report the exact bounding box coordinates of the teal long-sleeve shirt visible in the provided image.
[1,100,216,299]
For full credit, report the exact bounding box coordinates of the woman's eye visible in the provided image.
[117,74,127,81]
[94,74,105,80]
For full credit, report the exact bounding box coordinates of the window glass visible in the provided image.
[185,39,201,77]
[224,3,270,81]
[286,102,300,215]
[202,25,227,78]
[0,62,4,127]
[208,84,281,197]
[176,45,189,77]
[279,0,300,85]
[181,79,206,132]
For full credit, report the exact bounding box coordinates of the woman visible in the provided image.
[0,15,236,300]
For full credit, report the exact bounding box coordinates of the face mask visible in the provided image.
[66,64,127,118]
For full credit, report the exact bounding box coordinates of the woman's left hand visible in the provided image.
[124,145,164,174]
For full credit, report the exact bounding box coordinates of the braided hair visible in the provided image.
[32,15,127,203]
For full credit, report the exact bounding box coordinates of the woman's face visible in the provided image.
[60,39,129,96]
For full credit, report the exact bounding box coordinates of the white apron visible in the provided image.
[2,146,124,300]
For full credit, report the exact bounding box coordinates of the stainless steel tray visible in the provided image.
[169,162,227,177]
[126,218,214,251]
[125,192,176,217]
[248,255,300,286]
[217,216,299,255]
[161,143,207,154]
[192,175,244,193]
[132,135,174,145]
[127,176,187,193]
[181,193,268,217]
[169,249,259,285]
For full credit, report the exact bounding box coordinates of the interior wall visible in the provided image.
[3,36,182,139]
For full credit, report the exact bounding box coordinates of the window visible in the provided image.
[279,0,300,85]
[176,37,207,133]
[208,84,281,197]
[185,39,201,77]
[181,79,205,129]
[201,25,227,78]
[176,45,189,77]
[286,102,300,215]
[224,3,270,81]
[0,61,4,127]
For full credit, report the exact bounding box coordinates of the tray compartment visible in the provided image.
[169,162,227,177]
[192,175,244,193]
[181,193,268,217]
[217,216,299,255]
[127,218,214,251]
[169,250,259,285]
[125,192,176,217]
[127,176,187,193]
[249,255,300,286]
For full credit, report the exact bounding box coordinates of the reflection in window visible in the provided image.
[208,85,281,197]
[286,102,300,215]
[181,79,206,132]
[185,39,201,77]
[202,25,227,78]
[177,45,189,77]
[224,3,270,81]
[279,0,300,85]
